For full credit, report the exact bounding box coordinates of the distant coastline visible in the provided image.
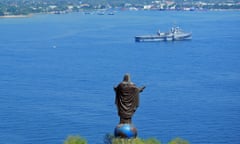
[0,14,32,18]
[0,9,239,19]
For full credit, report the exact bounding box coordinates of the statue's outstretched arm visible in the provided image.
[139,86,146,92]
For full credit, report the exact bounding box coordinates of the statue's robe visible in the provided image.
[114,82,140,123]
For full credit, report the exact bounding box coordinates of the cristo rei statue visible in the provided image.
[114,73,145,138]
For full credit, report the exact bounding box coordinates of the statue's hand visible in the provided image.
[139,86,146,92]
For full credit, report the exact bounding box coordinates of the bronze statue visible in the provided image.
[114,74,145,124]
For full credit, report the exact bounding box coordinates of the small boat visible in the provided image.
[108,12,115,15]
[97,11,105,15]
[135,26,192,42]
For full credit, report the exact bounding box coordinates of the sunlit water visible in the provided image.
[0,11,240,144]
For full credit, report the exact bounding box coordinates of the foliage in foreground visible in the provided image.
[104,133,160,144]
[112,137,160,144]
[64,134,189,144]
[64,135,87,144]
[168,137,189,144]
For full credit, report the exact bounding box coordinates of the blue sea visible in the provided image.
[0,11,240,144]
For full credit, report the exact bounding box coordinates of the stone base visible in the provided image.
[114,124,137,138]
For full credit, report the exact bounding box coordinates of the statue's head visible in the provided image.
[123,73,131,82]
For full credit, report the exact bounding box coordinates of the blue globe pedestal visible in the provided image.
[114,124,137,138]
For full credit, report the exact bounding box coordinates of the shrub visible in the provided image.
[104,134,161,144]
[64,135,87,144]
[65,134,189,144]
[145,138,161,144]
[111,137,160,144]
[168,137,189,144]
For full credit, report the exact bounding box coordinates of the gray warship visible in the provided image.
[135,26,192,42]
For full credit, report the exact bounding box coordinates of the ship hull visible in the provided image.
[135,27,192,42]
[135,35,165,42]
[135,33,191,42]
